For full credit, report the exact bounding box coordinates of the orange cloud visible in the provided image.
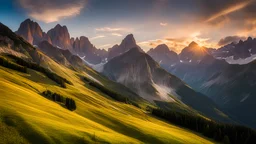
[160,23,168,26]
[138,33,217,53]
[111,33,123,37]
[18,0,86,23]
[95,27,124,32]
[98,44,112,49]
[90,35,105,40]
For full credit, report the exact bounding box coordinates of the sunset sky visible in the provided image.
[1,0,256,52]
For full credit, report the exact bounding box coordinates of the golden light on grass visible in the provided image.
[0,56,215,143]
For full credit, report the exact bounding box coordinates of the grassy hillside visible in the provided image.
[0,23,217,143]
[0,63,215,143]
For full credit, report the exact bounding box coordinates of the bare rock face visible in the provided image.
[16,19,52,45]
[72,36,103,64]
[147,44,179,68]
[70,37,75,46]
[73,36,94,55]
[47,24,72,49]
[108,34,139,60]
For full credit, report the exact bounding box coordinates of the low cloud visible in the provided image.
[138,33,216,53]
[18,0,86,23]
[98,44,112,49]
[90,35,105,40]
[138,38,186,53]
[111,33,122,37]
[95,27,124,32]
[218,36,247,46]
[160,23,168,26]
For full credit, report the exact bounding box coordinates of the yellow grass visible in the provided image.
[0,64,215,144]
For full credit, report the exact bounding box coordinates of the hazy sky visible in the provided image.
[1,0,256,52]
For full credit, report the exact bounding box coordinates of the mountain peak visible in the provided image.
[188,41,199,47]
[155,44,170,52]
[108,34,138,59]
[247,37,253,41]
[80,36,89,41]
[24,18,32,23]
[125,33,134,38]
[55,24,62,28]
[16,18,48,45]
[122,34,136,43]
[239,40,243,43]
[47,23,72,49]
[120,34,136,46]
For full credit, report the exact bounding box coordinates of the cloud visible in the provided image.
[98,44,112,49]
[138,32,217,53]
[18,0,86,23]
[95,27,124,32]
[160,23,168,26]
[138,38,186,53]
[197,0,256,30]
[111,33,122,37]
[205,1,251,23]
[90,35,105,40]
[218,36,246,46]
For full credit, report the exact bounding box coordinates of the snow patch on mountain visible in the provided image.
[217,54,256,65]
[240,94,250,102]
[80,56,105,72]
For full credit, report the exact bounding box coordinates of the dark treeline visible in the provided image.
[65,98,76,111]
[0,56,27,73]
[151,108,256,144]
[5,54,73,88]
[83,77,140,108]
[42,90,76,111]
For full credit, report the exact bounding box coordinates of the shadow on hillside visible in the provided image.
[20,68,59,87]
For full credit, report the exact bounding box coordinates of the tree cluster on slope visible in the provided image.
[151,108,256,144]
[5,54,73,88]
[0,56,27,73]
[42,90,76,111]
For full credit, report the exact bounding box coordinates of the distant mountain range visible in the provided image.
[211,37,256,64]
[102,46,229,122]
[147,41,256,128]
[10,18,256,128]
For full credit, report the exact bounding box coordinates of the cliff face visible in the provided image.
[108,34,139,60]
[47,24,72,49]
[16,19,52,45]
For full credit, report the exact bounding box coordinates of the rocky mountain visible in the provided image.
[102,47,229,122]
[179,41,210,64]
[198,61,256,128]
[147,44,179,69]
[47,24,72,50]
[211,37,256,64]
[72,36,107,64]
[15,19,108,64]
[16,19,52,45]
[147,41,256,128]
[108,34,140,60]
[37,41,84,68]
